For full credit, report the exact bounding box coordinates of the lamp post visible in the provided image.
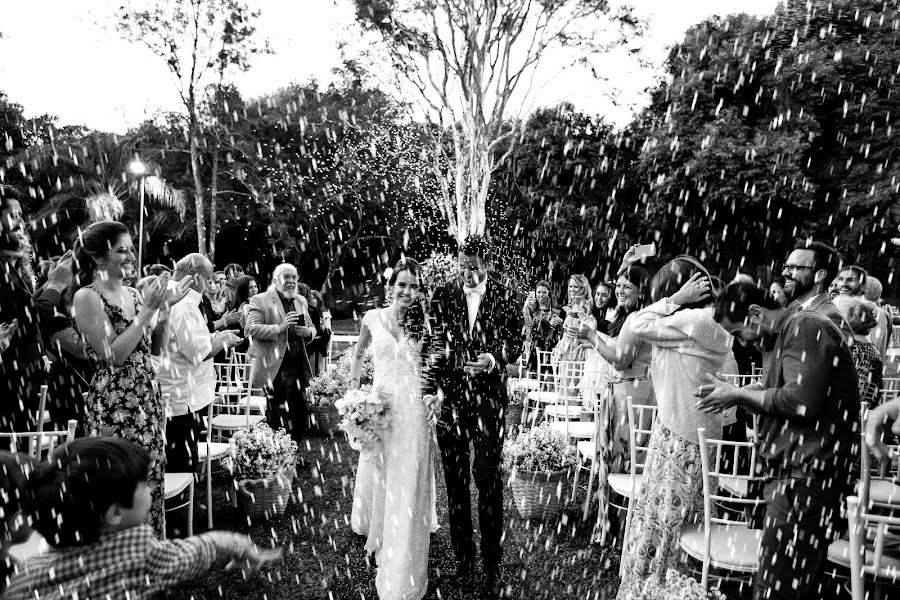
[129,160,147,275]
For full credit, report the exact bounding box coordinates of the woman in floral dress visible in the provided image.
[72,221,188,535]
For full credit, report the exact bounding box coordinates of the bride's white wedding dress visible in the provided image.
[350,308,439,600]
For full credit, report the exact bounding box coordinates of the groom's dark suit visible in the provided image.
[427,277,520,578]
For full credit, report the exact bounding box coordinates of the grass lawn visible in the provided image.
[160,428,622,600]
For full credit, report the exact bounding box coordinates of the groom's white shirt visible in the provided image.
[464,278,487,333]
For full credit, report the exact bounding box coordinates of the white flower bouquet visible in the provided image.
[506,377,534,407]
[421,253,459,291]
[502,421,576,473]
[335,386,389,452]
[627,569,726,600]
[226,422,298,481]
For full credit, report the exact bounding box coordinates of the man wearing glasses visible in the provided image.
[698,240,858,599]
[245,263,315,443]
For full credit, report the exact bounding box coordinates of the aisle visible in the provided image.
[160,429,621,600]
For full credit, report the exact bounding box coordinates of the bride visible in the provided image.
[348,258,439,600]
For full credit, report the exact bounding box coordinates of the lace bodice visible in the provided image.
[364,309,425,412]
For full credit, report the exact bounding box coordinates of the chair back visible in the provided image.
[718,373,762,441]
[212,361,256,427]
[859,406,900,510]
[696,427,767,587]
[0,420,77,459]
[881,377,900,404]
[626,395,658,492]
[847,495,900,600]
[230,350,250,366]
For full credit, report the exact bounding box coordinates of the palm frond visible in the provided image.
[83,191,124,222]
[142,176,186,217]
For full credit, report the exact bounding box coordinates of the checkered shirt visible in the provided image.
[5,525,251,600]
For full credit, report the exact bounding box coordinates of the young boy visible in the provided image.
[0,451,35,594]
[5,437,282,600]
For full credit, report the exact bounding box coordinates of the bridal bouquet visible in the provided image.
[335,386,389,452]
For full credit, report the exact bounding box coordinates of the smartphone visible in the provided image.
[634,243,657,259]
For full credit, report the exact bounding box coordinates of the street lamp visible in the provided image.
[129,159,147,275]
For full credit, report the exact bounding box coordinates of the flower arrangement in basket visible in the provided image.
[421,254,459,292]
[306,347,374,430]
[335,386,388,452]
[226,423,298,519]
[504,377,534,435]
[502,422,577,520]
[627,569,726,600]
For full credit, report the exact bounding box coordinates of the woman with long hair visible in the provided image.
[523,280,562,370]
[553,274,595,361]
[592,281,616,334]
[348,257,438,600]
[228,274,258,353]
[616,255,734,598]
[71,220,189,536]
[573,264,653,470]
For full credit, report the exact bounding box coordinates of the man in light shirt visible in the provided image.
[158,254,240,471]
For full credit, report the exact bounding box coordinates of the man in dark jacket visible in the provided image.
[698,241,859,600]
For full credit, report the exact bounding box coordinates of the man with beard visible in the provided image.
[697,240,859,600]
[245,263,314,443]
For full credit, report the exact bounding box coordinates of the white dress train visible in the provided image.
[349,309,438,600]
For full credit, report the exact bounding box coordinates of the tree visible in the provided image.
[353,0,641,245]
[630,0,900,287]
[116,0,270,257]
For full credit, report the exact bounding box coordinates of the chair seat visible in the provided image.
[164,472,194,499]
[608,472,640,498]
[237,395,267,410]
[719,476,749,498]
[680,523,762,573]
[527,390,559,404]
[544,404,583,419]
[548,420,594,439]
[869,479,900,506]
[576,440,596,460]
[211,414,265,430]
[828,539,900,581]
[199,441,230,461]
[8,531,49,565]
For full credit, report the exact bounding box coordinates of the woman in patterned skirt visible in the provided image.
[72,221,188,535]
[616,256,735,599]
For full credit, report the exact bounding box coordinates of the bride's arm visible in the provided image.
[349,322,373,390]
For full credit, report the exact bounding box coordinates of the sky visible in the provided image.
[0,0,780,134]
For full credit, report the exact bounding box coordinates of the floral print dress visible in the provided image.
[78,285,166,535]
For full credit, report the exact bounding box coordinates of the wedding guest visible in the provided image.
[304,288,331,377]
[0,452,36,594]
[864,274,893,356]
[0,196,73,431]
[5,437,281,600]
[553,274,595,361]
[224,263,244,284]
[228,274,259,353]
[769,275,789,307]
[245,264,314,443]
[144,264,171,277]
[592,281,616,334]
[699,242,858,600]
[72,220,189,536]
[572,261,652,470]
[523,280,562,371]
[158,254,240,472]
[617,256,734,598]
[833,295,883,407]
[835,265,868,298]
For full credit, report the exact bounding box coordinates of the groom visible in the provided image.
[428,235,519,598]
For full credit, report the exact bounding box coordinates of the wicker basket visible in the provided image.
[505,404,524,433]
[235,471,295,519]
[309,405,340,432]
[509,468,571,520]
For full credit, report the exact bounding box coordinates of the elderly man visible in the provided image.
[245,264,314,442]
[157,253,240,471]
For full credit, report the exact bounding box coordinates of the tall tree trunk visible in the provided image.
[189,115,207,256]
[209,147,219,263]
